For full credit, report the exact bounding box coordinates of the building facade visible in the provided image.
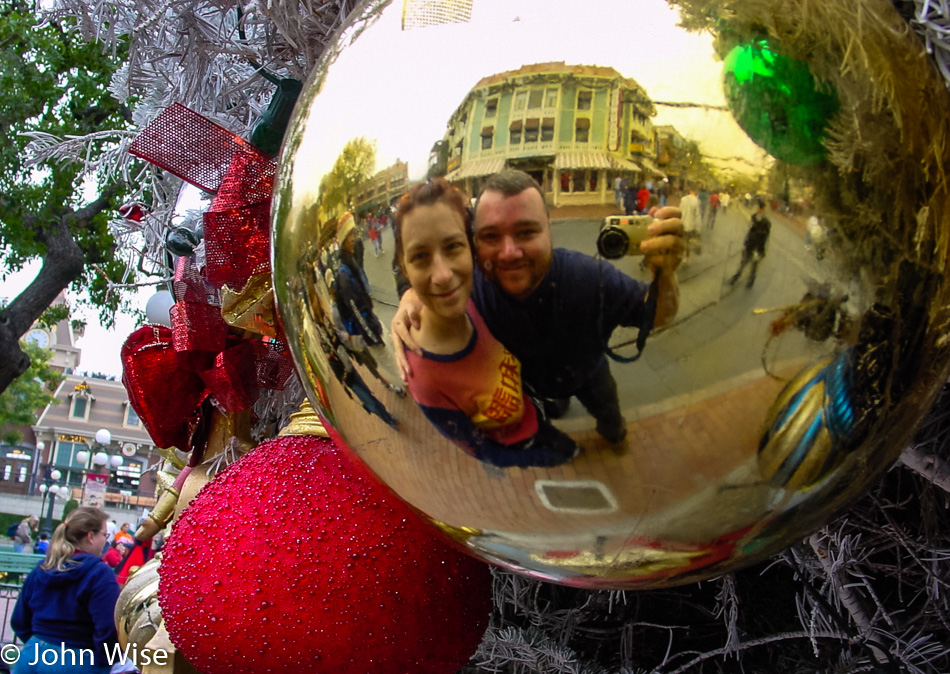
[354,159,410,214]
[0,297,159,510]
[438,62,663,206]
[29,374,159,509]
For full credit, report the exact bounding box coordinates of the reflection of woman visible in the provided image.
[335,212,384,346]
[11,507,120,674]
[394,178,578,468]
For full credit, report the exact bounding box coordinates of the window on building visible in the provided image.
[590,172,599,191]
[3,466,10,481]
[54,441,92,487]
[509,120,523,145]
[513,91,527,111]
[545,88,558,108]
[69,396,89,420]
[573,171,587,192]
[525,118,540,143]
[560,171,571,192]
[541,118,555,142]
[575,118,591,143]
[481,126,494,150]
[124,404,140,427]
[528,89,543,108]
[111,459,144,492]
[18,467,26,483]
[485,98,498,118]
[577,90,593,110]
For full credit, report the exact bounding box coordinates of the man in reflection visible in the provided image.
[729,199,772,288]
[394,170,683,448]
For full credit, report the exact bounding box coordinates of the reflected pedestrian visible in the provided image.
[730,199,772,288]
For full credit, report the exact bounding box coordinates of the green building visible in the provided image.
[441,62,662,206]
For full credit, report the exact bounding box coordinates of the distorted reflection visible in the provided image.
[270,0,950,588]
[393,178,579,467]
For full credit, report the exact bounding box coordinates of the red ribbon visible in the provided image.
[122,104,293,452]
[121,326,209,451]
[204,148,276,289]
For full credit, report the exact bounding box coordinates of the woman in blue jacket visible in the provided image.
[11,507,120,673]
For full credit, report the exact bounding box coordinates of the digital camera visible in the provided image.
[596,215,652,259]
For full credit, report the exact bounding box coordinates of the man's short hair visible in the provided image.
[474,170,548,221]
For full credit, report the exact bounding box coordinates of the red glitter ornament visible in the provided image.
[158,434,492,673]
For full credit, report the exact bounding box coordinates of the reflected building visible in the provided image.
[440,62,662,206]
[354,159,409,215]
[655,125,690,191]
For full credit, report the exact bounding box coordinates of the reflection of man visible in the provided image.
[679,185,701,262]
[395,170,683,446]
[730,200,771,288]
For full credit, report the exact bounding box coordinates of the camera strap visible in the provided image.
[601,268,660,364]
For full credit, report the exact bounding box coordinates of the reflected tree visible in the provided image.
[318,136,377,213]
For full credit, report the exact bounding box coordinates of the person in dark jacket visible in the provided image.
[11,507,120,673]
[729,199,772,288]
[334,212,384,346]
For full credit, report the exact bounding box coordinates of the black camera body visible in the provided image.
[596,215,652,259]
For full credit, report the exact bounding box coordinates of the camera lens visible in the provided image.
[597,226,629,259]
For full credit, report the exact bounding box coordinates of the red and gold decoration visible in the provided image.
[269,0,950,590]
[157,411,492,674]
[122,103,294,460]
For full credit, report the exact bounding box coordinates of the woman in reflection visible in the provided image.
[394,178,579,468]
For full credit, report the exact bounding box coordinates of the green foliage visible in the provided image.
[36,304,69,330]
[0,4,134,324]
[0,342,63,444]
[61,498,79,520]
[318,137,377,213]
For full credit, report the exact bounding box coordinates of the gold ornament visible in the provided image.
[278,398,329,437]
[175,410,254,519]
[115,557,162,649]
[272,0,950,588]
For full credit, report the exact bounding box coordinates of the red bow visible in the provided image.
[122,103,294,453]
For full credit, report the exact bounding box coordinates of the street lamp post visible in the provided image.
[75,429,123,507]
[29,440,46,496]
[38,467,65,535]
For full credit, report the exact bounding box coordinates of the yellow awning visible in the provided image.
[448,157,507,180]
[554,152,612,170]
[611,157,642,172]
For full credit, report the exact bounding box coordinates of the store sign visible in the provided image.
[83,473,109,508]
[3,449,31,461]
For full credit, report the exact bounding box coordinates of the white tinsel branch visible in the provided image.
[912,0,950,87]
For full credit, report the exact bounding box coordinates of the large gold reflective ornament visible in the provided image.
[272,0,950,588]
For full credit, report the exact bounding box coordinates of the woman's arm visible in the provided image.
[10,572,34,642]
[86,565,121,666]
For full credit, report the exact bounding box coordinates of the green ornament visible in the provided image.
[723,39,839,166]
